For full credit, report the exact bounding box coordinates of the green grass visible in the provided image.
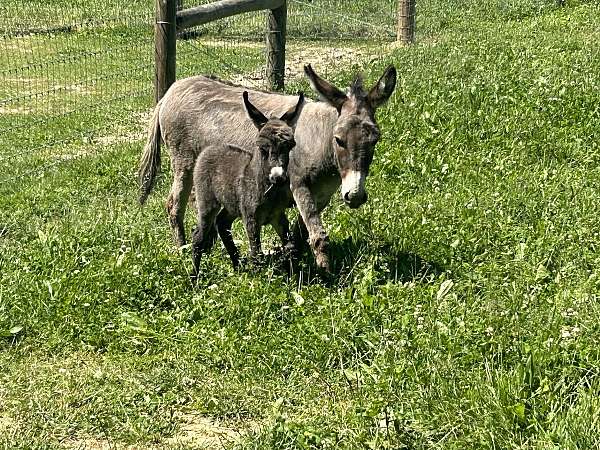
[2,0,600,448]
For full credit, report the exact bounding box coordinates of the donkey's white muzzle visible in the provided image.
[341,170,368,209]
[269,166,287,185]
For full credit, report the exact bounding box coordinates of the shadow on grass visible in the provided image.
[268,236,444,288]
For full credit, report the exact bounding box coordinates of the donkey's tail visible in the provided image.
[138,99,163,205]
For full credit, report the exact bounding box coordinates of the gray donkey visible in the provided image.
[191,91,304,280]
[139,65,396,271]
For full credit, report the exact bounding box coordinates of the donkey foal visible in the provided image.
[191,91,304,282]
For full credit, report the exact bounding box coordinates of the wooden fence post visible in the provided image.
[397,0,416,44]
[155,0,177,103]
[266,0,286,91]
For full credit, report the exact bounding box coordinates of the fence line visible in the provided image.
[1,0,566,194]
[10,0,556,195]
[0,0,399,195]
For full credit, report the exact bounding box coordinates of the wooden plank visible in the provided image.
[177,0,285,30]
[266,1,286,91]
[155,0,177,102]
[396,0,416,44]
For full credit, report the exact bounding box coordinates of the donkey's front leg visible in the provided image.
[291,184,330,271]
[243,215,262,265]
[271,212,294,253]
[290,215,309,254]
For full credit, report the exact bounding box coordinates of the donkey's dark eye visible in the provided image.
[335,137,345,148]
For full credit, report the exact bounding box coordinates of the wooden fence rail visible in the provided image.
[155,0,287,100]
[177,0,285,29]
[155,0,414,103]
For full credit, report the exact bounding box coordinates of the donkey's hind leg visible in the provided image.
[216,211,240,269]
[191,212,218,284]
[166,158,194,248]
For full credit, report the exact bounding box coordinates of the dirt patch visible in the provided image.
[2,40,35,52]
[0,106,32,115]
[95,110,150,147]
[166,412,260,448]
[228,42,390,87]
[61,438,121,449]
[95,129,145,147]
[49,110,150,161]
[52,84,95,95]
[200,38,263,50]
[285,43,380,80]
[0,414,15,434]
[61,437,163,449]
[231,68,266,87]
[62,413,259,449]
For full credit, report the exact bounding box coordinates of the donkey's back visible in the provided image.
[159,76,311,154]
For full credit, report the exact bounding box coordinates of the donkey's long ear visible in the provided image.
[367,65,397,109]
[243,91,268,129]
[304,65,347,112]
[279,91,305,127]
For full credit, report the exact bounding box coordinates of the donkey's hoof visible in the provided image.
[283,244,303,264]
[238,255,265,272]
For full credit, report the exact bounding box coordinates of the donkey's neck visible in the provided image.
[294,101,339,173]
[248,150,271,195]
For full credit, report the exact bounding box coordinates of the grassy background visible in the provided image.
[1,0,600,448]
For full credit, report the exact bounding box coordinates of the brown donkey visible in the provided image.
[191,91,304,281]
[139,65,396,270]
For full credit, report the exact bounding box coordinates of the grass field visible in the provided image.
[1,0,600,448]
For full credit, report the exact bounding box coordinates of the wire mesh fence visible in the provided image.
[176,0,397,88]
[0,0,155,192]
[1,0,571,196]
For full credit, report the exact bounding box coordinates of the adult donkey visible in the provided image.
[139,65,397,270]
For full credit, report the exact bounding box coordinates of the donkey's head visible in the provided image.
[304,64,397,208]
[243,90,304,185]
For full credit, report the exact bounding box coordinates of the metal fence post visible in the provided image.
[397,0,416,44]
[155,0,177,103]
[266,0,286,91]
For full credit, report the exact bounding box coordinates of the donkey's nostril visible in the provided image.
[343,191,368,208]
